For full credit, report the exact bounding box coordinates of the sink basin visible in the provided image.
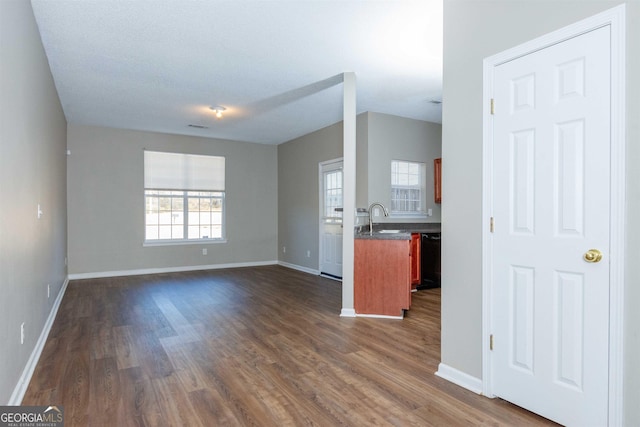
[377,229,402,234]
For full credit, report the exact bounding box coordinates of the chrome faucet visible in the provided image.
[368,202,389,235]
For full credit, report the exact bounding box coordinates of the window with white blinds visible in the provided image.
[144,151,226,243]
[144,151,225,191]
[391,160,426,215]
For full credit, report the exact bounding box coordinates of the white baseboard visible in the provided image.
[68,260,279,280]
[8,276,69,405]
[277,261,320,276]
[355,313,404,320]
[340,308,356,317]
[435,363,483,395]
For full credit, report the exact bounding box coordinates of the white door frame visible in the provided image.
[319,157,344,278]
[481,5,626,425]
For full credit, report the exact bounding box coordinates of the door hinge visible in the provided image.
[490,334,494,351]
[490,217,494,233]
[490,98,495,115]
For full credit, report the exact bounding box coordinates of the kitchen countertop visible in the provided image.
[355,222,441,240]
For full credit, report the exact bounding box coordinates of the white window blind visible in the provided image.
[144,150,225,191]
[391,160,426,214]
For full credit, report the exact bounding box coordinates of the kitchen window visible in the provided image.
[144,151,225,243]
[391,160,426,215]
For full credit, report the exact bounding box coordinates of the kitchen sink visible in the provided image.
[377,229,402,234]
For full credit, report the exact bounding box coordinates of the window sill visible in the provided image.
[389,213,428,220]
[143,239,227,247]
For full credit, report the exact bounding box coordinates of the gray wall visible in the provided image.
[367,112,442,223]
[355,113,369,210]
[277,120,345,270]
[278,112,442,271]
[67,125,278,275]
[441,0,639,424]
[0,0,68,403]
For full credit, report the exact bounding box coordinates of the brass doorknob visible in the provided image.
[583,249,603,263]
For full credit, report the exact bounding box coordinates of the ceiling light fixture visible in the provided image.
[210,106,226,119]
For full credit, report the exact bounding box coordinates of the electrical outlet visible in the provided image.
[282,246,286,253]
[306,250,311,258]
[427,208,433,217]
[47,283,50,299]
[37,204,43,219]
[20,323,25,345]
[202,248,207,255]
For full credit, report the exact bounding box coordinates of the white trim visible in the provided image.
[355,313,403,320]
[143,239,227,247]
[318,157,344,279]
[143,189,226,244]
[277,261,320,276]
[435,363,483,395]
[340,308,356,317]
[481,5,626,424]
[9,277,69,405]
[341,72,357,315]
[606,5,626,425]
[319,158,344,171]
[69,260,278,280]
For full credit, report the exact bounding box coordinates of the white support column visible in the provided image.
[341,72,356,317]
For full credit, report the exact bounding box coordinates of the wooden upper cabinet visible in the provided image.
[434,158,442,204]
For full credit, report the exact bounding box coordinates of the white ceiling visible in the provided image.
[31,0,443,145]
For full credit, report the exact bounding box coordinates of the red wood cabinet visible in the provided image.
[434,158,442,204]
[354,239,412,317]
[410,233,421,288]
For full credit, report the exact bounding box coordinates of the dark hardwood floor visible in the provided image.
[23,265,555,426]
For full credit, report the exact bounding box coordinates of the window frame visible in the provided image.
[322,167,343,224]
[143,151,226,246]
[144,189,226,245]
[390,159,427,218]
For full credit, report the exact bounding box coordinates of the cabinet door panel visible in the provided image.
[410,233,421,287]
[355,239,411,316]
[434,158,442,204]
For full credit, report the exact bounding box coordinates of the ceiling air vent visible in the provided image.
[188,124,209,129]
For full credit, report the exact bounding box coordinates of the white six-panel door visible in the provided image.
[490,26,610,426]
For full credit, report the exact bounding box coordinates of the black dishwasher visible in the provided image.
[419,232,441,289]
